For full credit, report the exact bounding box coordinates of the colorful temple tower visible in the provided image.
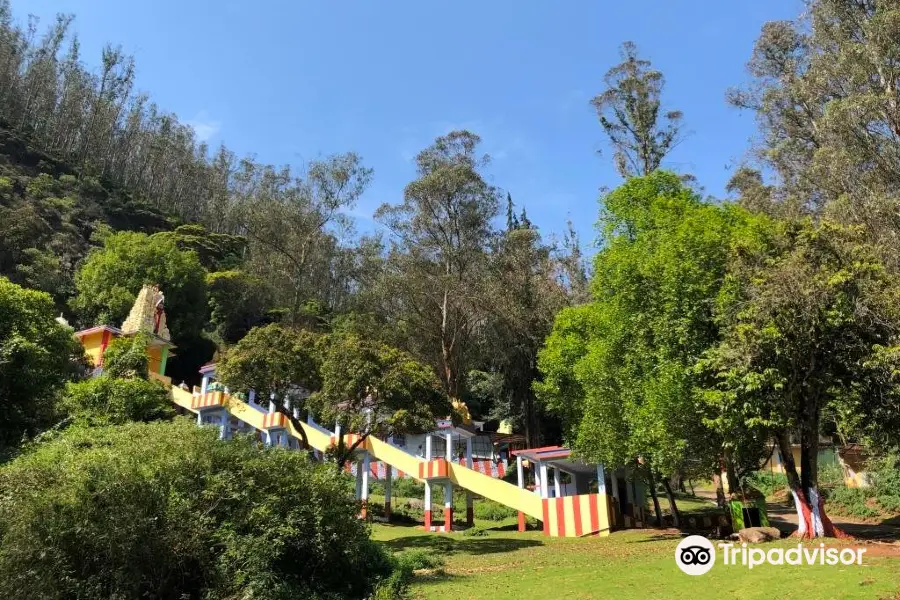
[73,284,176,383]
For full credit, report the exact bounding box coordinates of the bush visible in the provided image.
[61,376,174,425]
[0,420,393,600]
[473,499,518,521]
[0,277,85,449]
[825,486,879,519]
[102,334,151,379]
[743,471,788,497]
[876,494,900,514]
[870,454,900,498]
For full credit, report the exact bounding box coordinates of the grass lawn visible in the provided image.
[372,523,900,600]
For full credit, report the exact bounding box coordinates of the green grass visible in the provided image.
[371,524,900,600]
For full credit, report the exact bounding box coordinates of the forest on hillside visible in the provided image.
[0,0,593,445]
[4,0,900,544]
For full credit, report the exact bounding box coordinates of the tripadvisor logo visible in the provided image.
[675,535,866,575]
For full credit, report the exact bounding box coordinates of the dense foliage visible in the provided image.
[0,277,83,451]
[0,420,394,600]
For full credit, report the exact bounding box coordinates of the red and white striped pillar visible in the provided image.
[517,455,526,532]
[423,434,432,529]
[444,432,454,531]
[360,452,370,519]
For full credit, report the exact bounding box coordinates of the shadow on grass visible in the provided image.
[384,535,544,555]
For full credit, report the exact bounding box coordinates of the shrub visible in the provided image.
[60,376,174,425]
[876,494,900,514]
[473,499,518,521]
[825,486,879,519]
[870,454,900,498]
[743,471,788,497]
[102,334,151,379]
[0,420,393,599]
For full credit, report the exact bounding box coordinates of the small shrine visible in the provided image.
[73,284,176,381]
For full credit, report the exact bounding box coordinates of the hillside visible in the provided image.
[0,124,176,312]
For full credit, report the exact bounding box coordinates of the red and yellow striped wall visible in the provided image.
[541,493,611,537]
[417,458,449,479]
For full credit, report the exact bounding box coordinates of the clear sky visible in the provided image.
[23,0,801,249]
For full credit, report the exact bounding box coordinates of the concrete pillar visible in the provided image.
[539,463,549,499]
[553,467,562,498]
[445,432,453,461]
[596,464,606,494]
[517,455,526,532]
[444,481,454,533]
[424,435,432,530]
[384,465,393,521]
[219,410,231,440]
[625,471,635,519]
[424,482,432,530]
[200,375,209,395]
[248,389,256,405]
[360,453,370,519]
[465,437,474,526]
[355,459,363,500]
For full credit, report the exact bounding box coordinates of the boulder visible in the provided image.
[738,526,781,543]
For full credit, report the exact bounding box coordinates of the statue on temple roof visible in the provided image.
[121,284,171,341]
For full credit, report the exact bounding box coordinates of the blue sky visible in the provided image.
[24,0,801,250]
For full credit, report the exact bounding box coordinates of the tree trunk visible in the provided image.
[776,430,843,538]
[646,468,663,526]
[712,471,726,508]
[723,448,740,494]
[661,476,681,529]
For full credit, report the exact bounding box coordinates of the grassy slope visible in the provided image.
[372,524,900,600]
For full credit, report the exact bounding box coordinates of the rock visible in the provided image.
[738,526,781,543]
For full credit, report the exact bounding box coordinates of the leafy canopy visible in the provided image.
[0,277,83,450]
[71,230,207,341]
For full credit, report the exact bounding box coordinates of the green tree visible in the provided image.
[536,173,765,525]
[0,277,83,452]
[479,204,568,445]
[72,231,208,341]
[702,220,900,537]
[0,420,394,599]
[375,131,499,399]
[205,270,272,344]
[729,0,900,251]
[591,42,684,178]
[215,324,323,448]
[310,333,453,469]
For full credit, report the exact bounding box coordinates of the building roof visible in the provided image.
[510,445,599,474]
[73,324,176,349]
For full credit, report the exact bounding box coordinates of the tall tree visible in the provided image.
[479,200,568,446]
[375,131,499,399]
[591,41,684,178]
[215,324,323,449]
[703,220,900,537]
[536,173,766,525]
[310,333,453,469]
[729,1,900,249]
